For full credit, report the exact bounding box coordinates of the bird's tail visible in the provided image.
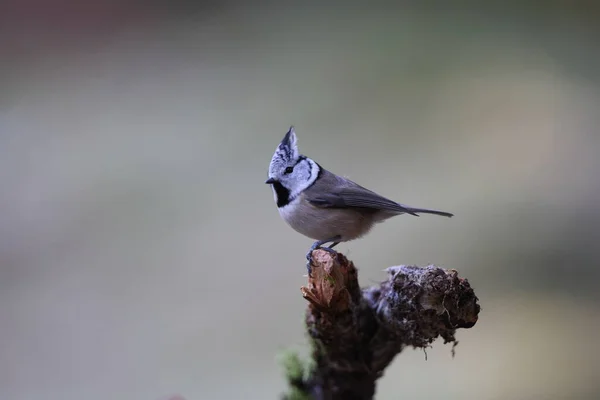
[403,206,454,218]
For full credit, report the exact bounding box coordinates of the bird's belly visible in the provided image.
[279,201,374,242]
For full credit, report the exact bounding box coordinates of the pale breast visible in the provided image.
[278,193,375,242]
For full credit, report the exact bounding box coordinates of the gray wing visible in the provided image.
[305,172,419,216]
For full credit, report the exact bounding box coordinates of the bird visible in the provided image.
[265,126,453,274]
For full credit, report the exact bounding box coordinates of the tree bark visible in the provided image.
[283,249,480,400]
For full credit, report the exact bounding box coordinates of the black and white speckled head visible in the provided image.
[266,126,320,207]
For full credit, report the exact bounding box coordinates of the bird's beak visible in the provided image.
[265,178,276,184]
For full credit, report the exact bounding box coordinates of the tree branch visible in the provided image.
[282,249,480,400]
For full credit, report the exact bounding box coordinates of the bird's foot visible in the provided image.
[305,244,339,276]
[305,237,342,277]
[305,259,313,276]
[305,248,316,276]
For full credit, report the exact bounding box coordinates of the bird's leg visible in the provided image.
[306,237,341,260]
[306,236,342,275]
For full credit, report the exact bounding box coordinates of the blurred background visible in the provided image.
[1,1,600,399]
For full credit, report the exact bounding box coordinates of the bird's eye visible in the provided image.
[284,166,294,174]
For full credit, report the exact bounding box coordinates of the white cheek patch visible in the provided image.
[289,159,320,200]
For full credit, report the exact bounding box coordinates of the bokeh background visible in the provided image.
[2,1,600,399]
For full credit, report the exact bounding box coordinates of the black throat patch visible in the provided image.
[273,181,291,208]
